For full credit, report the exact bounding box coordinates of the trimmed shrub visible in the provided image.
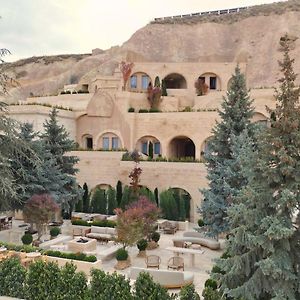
[0,241,38,253]
[149,108,161,113]
[0,258,26,298]
[58,262,87,300]
[138,109,149,113]
[134,272,171,300]
[44,250,97,262]
[107,187,117,215]
[198,219,205,227]
[151,231,160,243]
[116,248,128,261]
[116,180,123,206]
[71,219,116,228]
[90,269,132,300]
[21,233,33,245]
[179,283,200,300]
[159,190,179,220]
[25,260,61,300]
[90,188,106,214]
[128,107,135,112]
[204,279,218,290]
[137,239,148,251]
[50,226,60,237]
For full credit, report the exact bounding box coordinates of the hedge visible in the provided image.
[0,241,39,253]
[43,250,97,263]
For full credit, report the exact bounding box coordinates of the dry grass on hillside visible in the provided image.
[151,0,300,25]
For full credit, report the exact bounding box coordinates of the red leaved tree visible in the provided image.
[23,194,59,240]
[120,61,134,91]
[115,196,160,248]
[129,150,142,200]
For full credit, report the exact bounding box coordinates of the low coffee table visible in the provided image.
[67,237,97,253]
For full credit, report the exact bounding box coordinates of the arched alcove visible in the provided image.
[198,72,221,91]
[168,187,192,221]
[168,136,195,159]
[136,135,161,158]
[82,134,93,150]
[129,72,151,91]
[164,73,187,89]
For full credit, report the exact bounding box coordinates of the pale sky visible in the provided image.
[0,0,285,62]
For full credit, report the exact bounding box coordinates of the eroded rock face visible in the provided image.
[2,2,300,102]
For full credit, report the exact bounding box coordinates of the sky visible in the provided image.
[0,0,285,62]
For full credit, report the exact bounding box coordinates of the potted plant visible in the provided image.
[147,231,160,250]
[50,226,61,239]
[114,248,130,270]
[137,239,148,257]
[21,233,33,245]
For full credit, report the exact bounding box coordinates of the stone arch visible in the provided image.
[136,135,161,158]
[200,136,213,158]
[168,136,196,159]
[163,73,187,89]
[93,183,112,191]
[129,72,152,91]
[87,90,114,117]
[198,72,221,91]
[168,187,192,221]
[81,134,93,150]
[252,111,268,126]
[95,130,123,150]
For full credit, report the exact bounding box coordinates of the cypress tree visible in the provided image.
[200,65,255,239]
[107,187,117,215]
[154,188,159,206]
[159,190,178,221]
[120,185,132,209]
[116,180,123,206]
[217,35,300,300]
[90,188,106,214]
[41,108,82,212]
[161,79,168,96]
[154,76,160,88]
[82,183,90,213]
[148,142,153,159]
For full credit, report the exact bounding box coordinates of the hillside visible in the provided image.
[2,0,300,102]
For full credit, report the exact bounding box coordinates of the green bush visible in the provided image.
[25,260,61,300]
[50,226,61,237]
[134,272,171,300]
[90,269,133,300]
[139,109,149,113]
[116,248,128,261]
[0,241,38,253]
[71,219,89,226]
[179,283,200,300]
[204,279,218,290]
[137,239,148,251]
[149,108,161,113]
[211,265,226,275]
[151,231,160,243]
[21,233,33,245]
[58,262,87,300]
[159,190,179,220]
[202,287,223,300]
[0,258,26,298]
[71,219,116,228]
[198,219,205,227]
[44,250,97,262]
[128,107,135,112]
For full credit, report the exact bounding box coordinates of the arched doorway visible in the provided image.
[164,73,187,89]
[168,136,195,159]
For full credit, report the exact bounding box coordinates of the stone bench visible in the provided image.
[39,235,72,250]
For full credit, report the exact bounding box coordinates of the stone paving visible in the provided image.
[0,219,223,296]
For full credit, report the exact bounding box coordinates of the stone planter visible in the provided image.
[114,257,131,270]
[147,241,158,250]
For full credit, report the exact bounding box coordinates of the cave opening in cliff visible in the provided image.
[164,73,187,89]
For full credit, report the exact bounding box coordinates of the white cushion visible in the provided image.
[90,226,107,234]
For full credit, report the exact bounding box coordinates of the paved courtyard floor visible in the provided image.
[0,219,223,296]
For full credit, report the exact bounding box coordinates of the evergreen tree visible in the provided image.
[139,187,155,202]
[159,190,178,220]
[120,186,132,209]
[107,187,117,215]
[161,79,168,96]
[41,108,82,212]
[149,141,153,159]
[200,65,255,238]
[10,123,68,209]
[116,180,123,206]
[90,188,106,214]
[82,183,90,213]
[217,35,300,300]
[154,76,160,88]
[154,188,159,206]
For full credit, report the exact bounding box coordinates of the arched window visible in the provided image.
[129,72,151,91]
[98,132,122,150]
[198,73,221,90]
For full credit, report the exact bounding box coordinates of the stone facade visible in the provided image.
[8,62,276,222]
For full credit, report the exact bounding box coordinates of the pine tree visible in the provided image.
[116,180,123,206]
[200,65,255,238]
[217,35,300,300]
[41,108,82,212]
[10,123,67,209]
[82,183,90,213]
[107,187,117,215]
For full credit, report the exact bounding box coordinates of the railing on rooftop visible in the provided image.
[153,6,249,22]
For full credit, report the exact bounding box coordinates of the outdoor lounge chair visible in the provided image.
[168,256,184,271]
[145,255,161,269]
